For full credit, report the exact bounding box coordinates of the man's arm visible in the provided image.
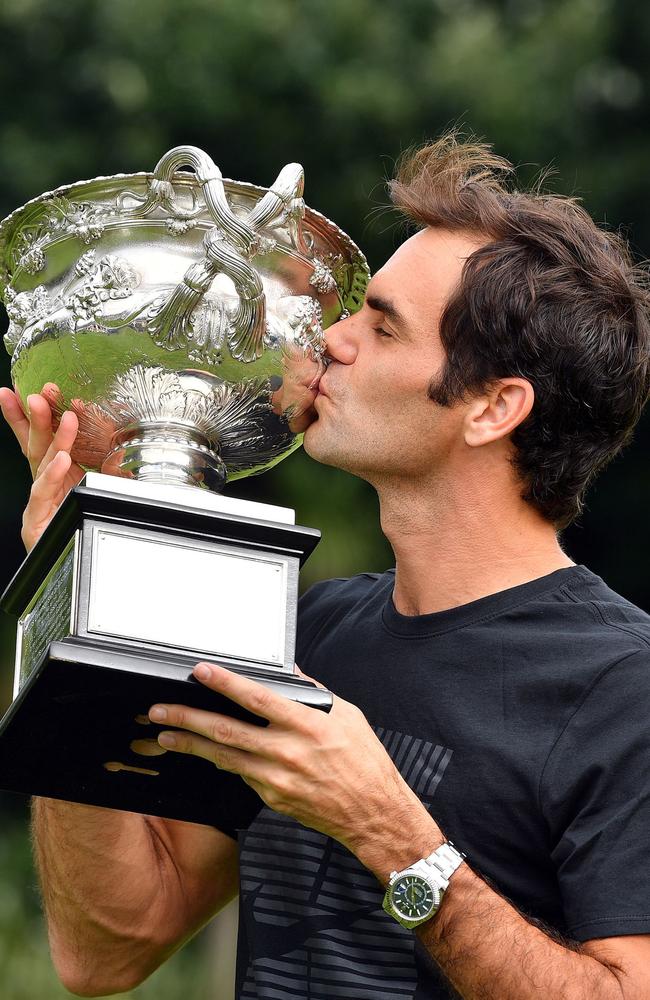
[0,389,240,996]
[357,816,650,1000]
[32,798,239,997]
[429,872,650,999]
[146,662,650,1000]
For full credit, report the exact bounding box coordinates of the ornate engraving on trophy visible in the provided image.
[3,285,52,353]
[67,251,140,326]
[10,194,113,276]
[309,253,343,294]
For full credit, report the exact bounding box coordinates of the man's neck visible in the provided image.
[378,475,573,617]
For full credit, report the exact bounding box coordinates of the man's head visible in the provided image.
[304,133,650,529]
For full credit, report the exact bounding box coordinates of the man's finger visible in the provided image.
[148,703,272,756]
[26,394,56,476]
[30,451,72,507]
[156,729,273,782]
[35,411,79,480]
[21,451,73,552]
[192,663,307,726]
[0,387,30,456]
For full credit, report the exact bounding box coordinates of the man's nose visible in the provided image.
[324,314,358,365]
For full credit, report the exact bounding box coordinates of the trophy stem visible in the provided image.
[102,421,227,493]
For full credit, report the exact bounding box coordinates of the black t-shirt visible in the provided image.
[235,566,650,999]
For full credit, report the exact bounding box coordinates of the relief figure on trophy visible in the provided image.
[0,144,370,829]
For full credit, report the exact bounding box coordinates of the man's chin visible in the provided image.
[303,421,326,461]
[303,424,362,475]
[303,421,341,467]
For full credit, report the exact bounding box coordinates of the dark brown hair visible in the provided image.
[389,133,650,527]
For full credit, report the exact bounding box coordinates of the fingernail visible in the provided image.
[149,706,167,722]
[194,664,212,680]
[158,732,177,748]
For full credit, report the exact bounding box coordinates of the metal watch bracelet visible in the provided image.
[424,840,466,883]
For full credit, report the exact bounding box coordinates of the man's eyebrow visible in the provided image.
[366,293,407,331]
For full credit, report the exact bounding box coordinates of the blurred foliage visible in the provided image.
[0,0,649,995]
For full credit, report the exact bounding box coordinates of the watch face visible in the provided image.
[390,874,440,922]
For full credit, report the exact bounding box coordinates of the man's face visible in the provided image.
[303,227,485,483]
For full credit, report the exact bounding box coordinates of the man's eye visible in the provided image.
[375,327,392,338]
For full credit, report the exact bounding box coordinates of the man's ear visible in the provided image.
[463,378,534,448]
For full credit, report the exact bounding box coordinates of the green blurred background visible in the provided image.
[0,0,648,996]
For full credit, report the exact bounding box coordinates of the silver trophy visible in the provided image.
[0,145,369,826]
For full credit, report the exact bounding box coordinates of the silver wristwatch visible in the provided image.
[382,841,466,929]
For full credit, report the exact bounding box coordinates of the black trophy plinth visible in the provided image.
[0,474,331,831]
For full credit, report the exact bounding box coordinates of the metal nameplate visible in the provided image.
[86,525,290,667]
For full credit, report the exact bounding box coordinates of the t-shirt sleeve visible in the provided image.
[540,647,650,941]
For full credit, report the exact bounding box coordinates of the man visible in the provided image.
[1,133,650,999]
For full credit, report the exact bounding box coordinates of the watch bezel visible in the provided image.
[384,869,442,929]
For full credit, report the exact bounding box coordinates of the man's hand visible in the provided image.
[0,386,84,552]
[148,662,439,872]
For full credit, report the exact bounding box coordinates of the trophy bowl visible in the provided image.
[0,147,369,828]
[0,144,369,489]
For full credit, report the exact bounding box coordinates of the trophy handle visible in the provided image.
[144,146,307,364]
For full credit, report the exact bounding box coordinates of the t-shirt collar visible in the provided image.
[382,565,592,638]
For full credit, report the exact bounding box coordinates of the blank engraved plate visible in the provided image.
[16,536,77,696]
[84,525,293,667]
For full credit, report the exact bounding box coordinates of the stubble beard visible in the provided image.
[305,416,391,484]
[304,417,347,469]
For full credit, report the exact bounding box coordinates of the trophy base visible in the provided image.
[0,473,330,828]
[0,636,330,830]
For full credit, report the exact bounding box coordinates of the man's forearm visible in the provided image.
[353,808,626,1000]
[420,861,624,1000]
[32,797,177,994]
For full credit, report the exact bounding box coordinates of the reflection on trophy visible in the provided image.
[0,145,369,827]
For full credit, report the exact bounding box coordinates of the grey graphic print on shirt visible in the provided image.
[237,727,454,1000]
